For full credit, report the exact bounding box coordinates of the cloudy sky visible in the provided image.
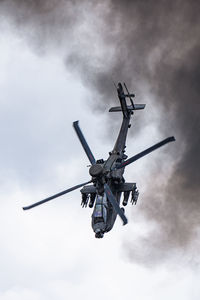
[0,1,200,299]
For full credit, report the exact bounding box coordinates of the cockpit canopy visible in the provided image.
[92,194,108,224]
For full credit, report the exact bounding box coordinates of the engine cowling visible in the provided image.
[89,164,103,177]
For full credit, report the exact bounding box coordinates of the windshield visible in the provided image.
[93,195,107,224]
[93,204,102,218]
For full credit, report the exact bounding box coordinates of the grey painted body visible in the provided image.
[81,83,142,237]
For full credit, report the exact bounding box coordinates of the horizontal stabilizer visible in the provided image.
[109,104,145,112]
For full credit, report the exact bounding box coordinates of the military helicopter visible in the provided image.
[23,82,175,238]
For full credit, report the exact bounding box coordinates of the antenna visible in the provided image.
[112,80,118,90]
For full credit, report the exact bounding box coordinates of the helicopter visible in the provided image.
[23,82,175,238]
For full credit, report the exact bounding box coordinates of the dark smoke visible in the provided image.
[1,0,200,264]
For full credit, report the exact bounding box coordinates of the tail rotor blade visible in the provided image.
[116,136,175,169]
[73,121,96,165]
[124,82,135,109]
[23,180,92,210]
[104,183,128,225]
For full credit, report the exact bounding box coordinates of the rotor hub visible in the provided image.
[89,164,103,177]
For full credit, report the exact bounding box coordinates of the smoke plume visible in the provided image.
[1,0,200,264]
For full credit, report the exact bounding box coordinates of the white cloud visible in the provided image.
[0,29,199,300]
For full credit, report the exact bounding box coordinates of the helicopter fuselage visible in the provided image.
[23,82,175,239]
[81,106,137,238]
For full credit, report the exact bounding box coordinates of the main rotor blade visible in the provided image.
[116,136,175,169]
[23,180,92,210]
[104,183,128,225]
[73,121,96,165]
